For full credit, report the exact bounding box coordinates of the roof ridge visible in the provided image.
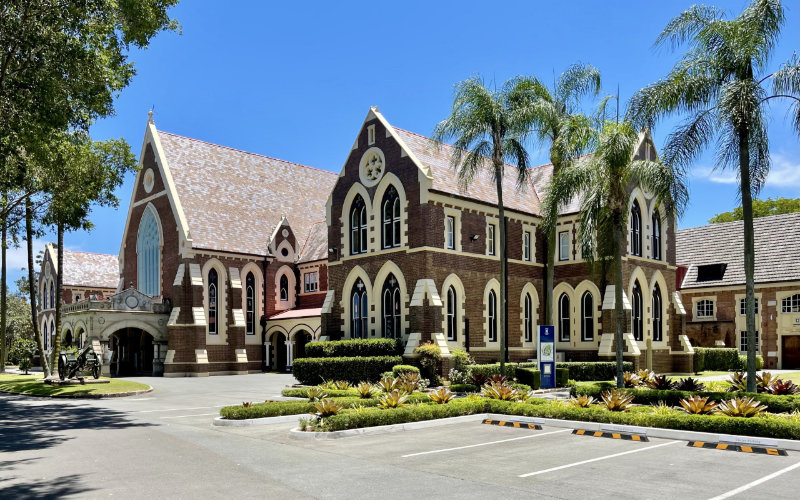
[158,131,338,177]
[63,249,118,258]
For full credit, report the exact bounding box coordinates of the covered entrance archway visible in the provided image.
[110,328,155,376]
[294,330,313,359]
[782,335,800,369]
[269,331,288,372]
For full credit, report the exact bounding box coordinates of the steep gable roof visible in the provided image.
[157,132,338,256]
[46,244,119,289]
[298,220,328,263]
[676,212,800,289]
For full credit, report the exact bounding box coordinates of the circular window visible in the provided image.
[358,147,386,187]
[282,229,289,238]
[281,248,289,257]
[143,169,155,193]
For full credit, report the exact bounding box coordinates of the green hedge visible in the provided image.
[318,398,800,440]
[557,361,634,381]
[556,367,570,387]
[304,339,401,358]
[570,382,800,413]
[220,393,432,420]
[281,388,359,398]
[449,384,480,392]
[392,365,420,376]
[515,367,541,390]
[292,356,403,385]
[736,354,765,371]
[468,363,519,378]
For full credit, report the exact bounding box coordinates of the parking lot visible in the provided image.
[2,373,799,499]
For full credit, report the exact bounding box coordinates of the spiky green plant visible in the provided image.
[376,377,397,393]
[599,389,635,412]
[481,382,520,401]
[728,372,748,392]
[306,386,328,402]
[715,396,767,418]
[333,380,351,390]
[679,396,717,415]
[378,390,409,409]
[637,369,655,384]
[646,375,677,391]
[429,388,455,404]
[623,372,641,388]
[628,0,800,392]
[312,399,343,418]
[756,372,779,393]
[568,394,596,408]
[650,401,674,415]
[355,382,376,399]
[769,379,799,395]
[399,371,423,391]
[676,377,706,392]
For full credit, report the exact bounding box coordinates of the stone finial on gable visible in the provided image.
[148,109,154,124]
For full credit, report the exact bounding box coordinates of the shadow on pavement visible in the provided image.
[0,473,94,499]
[0,395,153,453]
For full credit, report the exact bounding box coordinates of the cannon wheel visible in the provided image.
[92,364,100,379]
[57,354,67,381]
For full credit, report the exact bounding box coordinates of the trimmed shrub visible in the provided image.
[694,348,738,372]
[735,354,765,371]
[449,383,480,393]
[281,388,358,398]
[292,356,403,385]
[414,342,442,384]
[450,348,473,372]
[557,361,634,381]
[468,363,518,378]
[570,382,800,413]
[391,365,420,377]
[556,367,570,388]
[220,393,432,420]
[304,339,401,358]
[515,367,541,390]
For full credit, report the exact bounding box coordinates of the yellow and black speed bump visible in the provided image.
[572,429,649,442]
[687,441,787,456]
[482,419,542,430]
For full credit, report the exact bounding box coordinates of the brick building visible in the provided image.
[676,212,800,369]
[44,114,336,376]
[320,107,694,372]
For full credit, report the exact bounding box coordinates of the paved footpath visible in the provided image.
[2,373,799,499]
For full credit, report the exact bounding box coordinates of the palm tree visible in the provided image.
[627,0,800,392]
[526,64,601,327]
[434,76,540,374]
[542,120,688,388]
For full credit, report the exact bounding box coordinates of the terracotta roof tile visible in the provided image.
[676,212,800,288]
[158,132,338,256]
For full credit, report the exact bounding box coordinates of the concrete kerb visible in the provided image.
[284,413,800,450]
[0,387,153,399]
[214,414,301,427]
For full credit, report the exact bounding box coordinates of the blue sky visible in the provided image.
[8,0,799,289]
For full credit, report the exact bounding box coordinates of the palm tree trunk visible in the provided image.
[0,209,7,373]
[496,165,508,372]
[739,127,757,393]
[48,222,64,371]
[26,197,49,377]
[614,216,625,388]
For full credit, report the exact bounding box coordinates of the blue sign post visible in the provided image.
[538,325,556,388]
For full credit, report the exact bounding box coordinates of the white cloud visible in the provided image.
[6,238,46,272]
[691,152,800,189]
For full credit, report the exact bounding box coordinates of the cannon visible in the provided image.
[58,345,102,380]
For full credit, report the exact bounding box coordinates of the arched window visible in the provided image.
[350,195,367,255]
[631,199,642,257]
[581,291,594,341]
[558,293,570,342]
[43,323,48,350]
[524,293,533,343]
[208,268,218,335]
[246,272,255,335]
[351,278,368,338]
[632,280,643,341]
[652,210,662,260]
[447,286,457,341]
[488,290,497,342]
[49,281,55,310]
[137,207,161,296]
[280,274,289,302]
[382,274,401,338]
[652,284,663,342]
[42,283,47,310]
[381,186,401,249]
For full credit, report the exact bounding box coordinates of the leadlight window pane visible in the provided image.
[208,268,218,335]
[488,290,497,342]
[581,292,594,341]
[559,231,569,261]
[559,293,570,342]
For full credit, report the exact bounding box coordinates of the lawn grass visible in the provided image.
[0,373,151,397]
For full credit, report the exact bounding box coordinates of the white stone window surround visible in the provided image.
[486,216,498,257]
[558,230,570,261]
[519,282,538,347]
[136,203,163,297]
[240,263,264,344]
[274,265,296,311]
[202,259,228,345]
[443,207,462,252]
[441,273,466,349]
[483,279,500,344]
[692,296,717,321]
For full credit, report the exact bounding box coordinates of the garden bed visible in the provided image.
[0,373,151,398]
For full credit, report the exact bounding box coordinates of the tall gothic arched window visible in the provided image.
[652,284,663,342]
[652,210,662,260]
[49,281,55,310]
[381,186,401,249]
[280,274,289,302]
[208,268,218,335]
[488,290,497,342]
[137,207,161,296]
[351,278,368,339]
[559,293,570,342]
[581,291,594,341]
[246,272,255,335]
[524,293,533,343]
[631,199,642,257]
[632,280,643,341]
[43,323,48,350]
[447,286,457,341]
[350,195,367,255]
[382,274,401,338]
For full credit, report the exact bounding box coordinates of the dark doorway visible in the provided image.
[64,331,73,348]
[782,336,800,369]
[110,328,155,376]
[272,332,287,372]
[294,331,312,359]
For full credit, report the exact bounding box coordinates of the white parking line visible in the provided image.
[401,429,571,458]
[160,413,218,419]
[519,440,679,477]
[708,460,800,500]
[136,405,226,413]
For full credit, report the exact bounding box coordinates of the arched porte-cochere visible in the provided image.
[109,328,155,376]
[293,330,313,359]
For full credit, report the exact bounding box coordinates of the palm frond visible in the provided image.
[772,53,800,136]
[556,63,602,110]
[655,4,726,50]
[661,108,718,174]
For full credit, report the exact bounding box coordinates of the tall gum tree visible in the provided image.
[627,0,800,391]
